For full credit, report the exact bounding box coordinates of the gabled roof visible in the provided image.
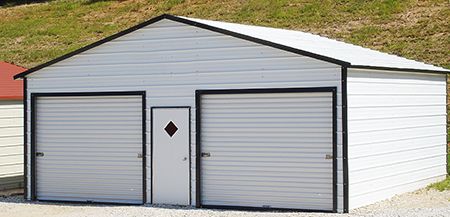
[14,14,448,79]
[0,61,26,100]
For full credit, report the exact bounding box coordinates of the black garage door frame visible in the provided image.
[29,91,147,204]
[195,87,338,212]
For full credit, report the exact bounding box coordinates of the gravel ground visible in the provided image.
[0,188,449,217]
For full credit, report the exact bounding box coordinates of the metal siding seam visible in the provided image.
[23,78,27,200]
[342,67,349,213]
[196,87,338,212]
[31,91,146,205]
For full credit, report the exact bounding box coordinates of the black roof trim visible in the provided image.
[14,14,351,79]
[14,14,447,79]
[349,65,448,74]
[166,15,351,67]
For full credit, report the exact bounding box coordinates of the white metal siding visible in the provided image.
[35,95,143,204]
[25,19,344,211]
[0,101,23,188]
[347,69,447,209]
[200,92,335,211]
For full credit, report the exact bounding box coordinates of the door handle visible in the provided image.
[201,152,211,157]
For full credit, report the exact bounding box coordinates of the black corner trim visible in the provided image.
[341,67,349,213]
[30,91,146,204]
[14,14,351,80]
[142,92,147,204]
[349,65,448,74]
[150,106,192,205]
[195,87,338,213]
[23,78,28,200]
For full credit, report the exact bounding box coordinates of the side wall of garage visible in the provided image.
[0,100,23,190]
[24,19,344,211]
[347,68,447,209]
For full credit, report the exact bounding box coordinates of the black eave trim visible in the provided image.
[14,14,351,80]
[150,106,192,205]
[195,87,338,213]
[342,67,349,213]
[349,65,448,74]
[30,91,146,204]
[23,78,28,200]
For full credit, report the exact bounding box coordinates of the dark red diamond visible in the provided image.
[164,121,178,137]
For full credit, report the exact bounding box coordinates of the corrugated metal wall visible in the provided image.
[0,100,23,190]
[25,19,343,211]
[200,92,335,211]
[34,95,143,204]
[347,68,447,209]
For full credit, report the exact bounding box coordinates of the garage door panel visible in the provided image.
[34,94,144,204]
[200,91,334,211]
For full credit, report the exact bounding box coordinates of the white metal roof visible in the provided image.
[183,16,448,72]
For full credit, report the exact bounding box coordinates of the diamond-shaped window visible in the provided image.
[164,121,178,137]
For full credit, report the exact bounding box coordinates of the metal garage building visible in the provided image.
[0,62,26,190]
[14,14,448,213]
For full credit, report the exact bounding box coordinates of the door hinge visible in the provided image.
[325,154,333,159]
[137,153,143,158]
[36,152,44,157]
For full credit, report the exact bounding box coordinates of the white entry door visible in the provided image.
[152,107,190,205]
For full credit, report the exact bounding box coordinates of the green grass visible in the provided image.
[428,176,450,191]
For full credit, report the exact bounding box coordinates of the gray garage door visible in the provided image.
[199,90,335,211]
[34,94,144,204]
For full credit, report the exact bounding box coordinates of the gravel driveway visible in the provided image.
[0,188,449,217]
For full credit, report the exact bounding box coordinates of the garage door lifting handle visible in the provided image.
[36,152,44,157]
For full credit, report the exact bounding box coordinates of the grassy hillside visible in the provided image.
[0,0,448,69]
